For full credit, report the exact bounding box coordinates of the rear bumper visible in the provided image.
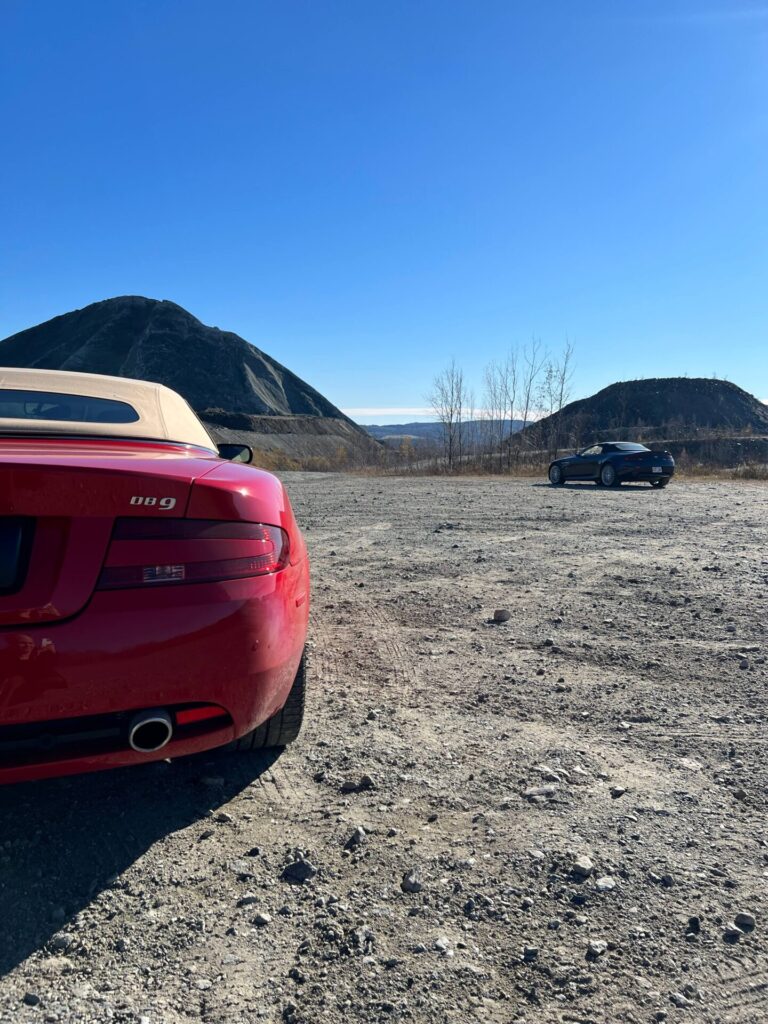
[0,559,309,783]
[618,467,675,482]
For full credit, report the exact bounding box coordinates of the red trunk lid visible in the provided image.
[0,438,219,625]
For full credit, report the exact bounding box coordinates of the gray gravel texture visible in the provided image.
[0,473,766,1023]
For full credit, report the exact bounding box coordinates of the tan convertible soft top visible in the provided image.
[0,368,216,449]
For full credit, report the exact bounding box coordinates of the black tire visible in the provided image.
[651,478,669,489]
[599,463,619,487]
[548,464,564,486]
[231,652,306,751]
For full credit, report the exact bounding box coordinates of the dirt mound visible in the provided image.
[532,377,768,445]
[0,296,379,462]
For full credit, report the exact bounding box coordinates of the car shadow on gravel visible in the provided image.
[0,747,279,978]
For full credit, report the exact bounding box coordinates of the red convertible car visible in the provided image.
[0,368,309,783]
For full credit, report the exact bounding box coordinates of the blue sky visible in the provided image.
[1,1,766,423]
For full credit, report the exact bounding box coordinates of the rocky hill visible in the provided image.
[0,296,379,465]
[529,377,768,447]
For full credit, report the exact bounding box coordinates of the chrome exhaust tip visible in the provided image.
[128,709,173,753]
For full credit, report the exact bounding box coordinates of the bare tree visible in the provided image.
[550,340,575,455]
[465,386,477,464]
[482,359,506,470]
[398,435,416,470]
[534,340,576,456]
[502,348,519,469]
[517,338,547,454]
[537,359,558,451]
[481,347,520,471]
[429,359,466,472]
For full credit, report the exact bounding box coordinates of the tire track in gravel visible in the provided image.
[633,725,765,746]
[711,959,768,1020]
[256,760,303,804]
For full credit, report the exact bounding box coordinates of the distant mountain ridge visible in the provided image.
[0,296,379,463]
[528,377,768,446]
[366,419,523,446]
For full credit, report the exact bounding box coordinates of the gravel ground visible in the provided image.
[0,473,766,1024]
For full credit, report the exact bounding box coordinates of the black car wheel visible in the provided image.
[600,463,619,487]
[651,478,669,489]
[229,651,306,751]
[548,464,564,486]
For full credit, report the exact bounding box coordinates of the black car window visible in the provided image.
[0,389,140,424]
[613,442,650,452]
[580,444,602,456]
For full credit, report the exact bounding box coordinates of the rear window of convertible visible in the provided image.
[0,389,139,424]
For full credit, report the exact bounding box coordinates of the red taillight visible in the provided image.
[97,519,289,590]
[175,705,228,726]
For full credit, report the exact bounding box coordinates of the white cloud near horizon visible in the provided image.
[342,407,434,417]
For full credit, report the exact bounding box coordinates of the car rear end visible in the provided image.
[616,448,675,483]
[0,438,308,784]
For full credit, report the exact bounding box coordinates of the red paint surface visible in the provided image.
[0,438,309,783]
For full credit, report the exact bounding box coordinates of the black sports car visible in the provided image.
[548,442,675,488]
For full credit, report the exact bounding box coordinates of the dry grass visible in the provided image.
[250,448,378,473]
[252,444,768,483]
[249,448,302,472]
[674,462,768,483]
[731,462,768,480]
